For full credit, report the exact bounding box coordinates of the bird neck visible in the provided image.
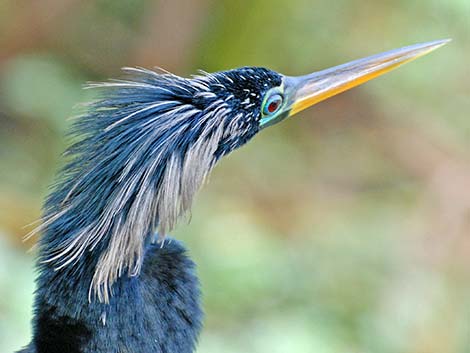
[33,91,228,302]
[28,238,202,353]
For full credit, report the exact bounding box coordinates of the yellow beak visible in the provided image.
[260,39,450,128]
[289,39,450,116]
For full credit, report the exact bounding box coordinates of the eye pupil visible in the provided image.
[268,101,279,113]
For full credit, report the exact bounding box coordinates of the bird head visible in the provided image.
[207,39,450,132]
[37,39,448,302]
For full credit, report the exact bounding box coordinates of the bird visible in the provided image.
[17,39,448,353]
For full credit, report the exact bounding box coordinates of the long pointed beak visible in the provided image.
[261,39,450,128]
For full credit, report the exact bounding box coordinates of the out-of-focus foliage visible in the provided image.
[1,1,469,352]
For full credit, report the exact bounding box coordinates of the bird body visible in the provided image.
[17,40,447,353]
[20,67,279,353]
[19,239,201,353]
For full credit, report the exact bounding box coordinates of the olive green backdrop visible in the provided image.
[1,1,469,352]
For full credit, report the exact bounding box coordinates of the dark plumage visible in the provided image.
[17,40,447,353]
[38,67,282,302]
[20,239,201,353]
[20,67,282,353]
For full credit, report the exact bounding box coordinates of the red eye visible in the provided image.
[268,101,279,113]
[263,94,283,115]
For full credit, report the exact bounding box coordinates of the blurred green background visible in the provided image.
[1,1,469,352]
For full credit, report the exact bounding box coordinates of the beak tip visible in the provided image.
[426,38,452,51]
[401,38,451,62]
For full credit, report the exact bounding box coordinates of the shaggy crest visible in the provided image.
[30,66,280,302]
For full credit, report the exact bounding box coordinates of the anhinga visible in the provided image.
[17,40,448,353]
